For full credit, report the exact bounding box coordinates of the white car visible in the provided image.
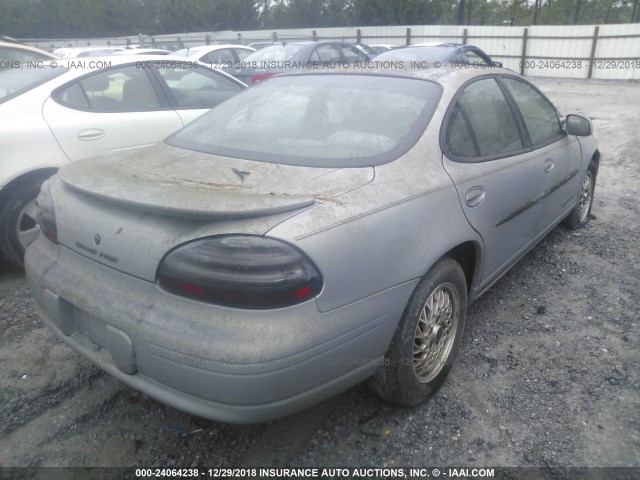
[0,55,246,266]
[173,44,256,66]
[112,48,171,56]
[370,44,396,54]
[53,46,128,58]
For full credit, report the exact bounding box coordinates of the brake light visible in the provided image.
[251,73,276,83]
[157,235,322,309]
[36,181,57,244]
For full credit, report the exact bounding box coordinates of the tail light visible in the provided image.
[157,235,322,309]
[36,181,57,244]
[251,73,276,84]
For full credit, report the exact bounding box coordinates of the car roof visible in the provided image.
[181,44,255,52]
[112,48,171,55]
[0,41,58,58]
[410,42,465,48]
[280,41,357,47]
[56,46,125,52]
[276,66,517,91]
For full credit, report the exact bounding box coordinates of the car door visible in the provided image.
[42,64,183,161]
[442,76,545,289]
[150,64,245,125]
[500,76,583,231]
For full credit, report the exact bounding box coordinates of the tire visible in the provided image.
[368,257,467,407]
[0,176,49,267]
[563,165,596,230]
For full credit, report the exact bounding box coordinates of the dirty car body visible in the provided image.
[26,69,598,423]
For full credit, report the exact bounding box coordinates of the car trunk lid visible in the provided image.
[52,143,374,281]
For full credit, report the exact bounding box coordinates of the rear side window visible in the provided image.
[448,77,523,159]
[445,105,476,157]
[502,77,563,146]
[56,65,160,111]
[56,82,89,108]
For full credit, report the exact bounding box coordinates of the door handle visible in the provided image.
[544,158,555,173]
[78,129,105,141]
[465,187,485,207]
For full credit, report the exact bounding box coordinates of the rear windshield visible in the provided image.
[166,74,442,168]
[0,65,67,104]
[377,47,451,63]
[243,44,305,62]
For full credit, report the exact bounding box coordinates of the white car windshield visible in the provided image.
[166,74,442,168]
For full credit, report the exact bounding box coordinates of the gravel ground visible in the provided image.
[0,78,638,475]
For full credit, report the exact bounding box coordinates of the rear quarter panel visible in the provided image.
[267,116,482,313]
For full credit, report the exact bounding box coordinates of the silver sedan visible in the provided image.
[25,68,598,423]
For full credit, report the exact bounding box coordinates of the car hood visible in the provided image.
[59,142,374,220]
[52,143,374,281]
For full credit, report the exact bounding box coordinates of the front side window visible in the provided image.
[451,77,523,158]
[166,74,442,168]
[502,77,563,146]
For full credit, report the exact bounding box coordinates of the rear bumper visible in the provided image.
[25,237,415,423]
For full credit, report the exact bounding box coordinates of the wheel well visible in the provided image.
[590,150,600,176]
[445,242,477,294]
[0,168,58,207]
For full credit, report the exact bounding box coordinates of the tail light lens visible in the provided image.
[36,181,57,244]
[251,73,276,84]
[157,235,322,309]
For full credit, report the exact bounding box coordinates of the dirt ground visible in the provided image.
[0,77,638,475]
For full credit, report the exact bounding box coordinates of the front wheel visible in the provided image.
[0,176,49,267]
[368,257,467,407]
[564,166,596,230]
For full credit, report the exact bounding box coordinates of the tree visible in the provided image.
[457,0,466,24]
[574,0,582,23]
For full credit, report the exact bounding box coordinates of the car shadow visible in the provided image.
[0,258,24,287]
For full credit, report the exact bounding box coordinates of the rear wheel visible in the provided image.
[368,257,467,407]
[564,165,596,230]
[0,176,49,267]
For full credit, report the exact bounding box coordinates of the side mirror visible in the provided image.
[492,61,503,68]
[565,114,592,136]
